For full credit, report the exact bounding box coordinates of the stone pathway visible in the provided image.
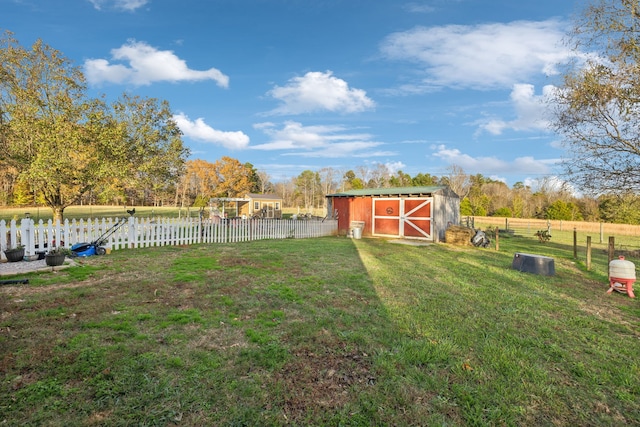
[0,258,76,277]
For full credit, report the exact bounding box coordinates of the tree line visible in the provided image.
[265,164,640,225]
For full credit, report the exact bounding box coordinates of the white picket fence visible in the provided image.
[0,217,339,260]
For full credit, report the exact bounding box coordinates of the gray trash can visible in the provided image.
[352,227,362,239]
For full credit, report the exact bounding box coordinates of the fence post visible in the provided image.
[495,227,499,251]
[573,227,577,259]
[586,236,592,271]
[129,216,136,248]
[608,236,615,276]
[600,223,604,244]
[9,219,18,250]
[21,218,35,257]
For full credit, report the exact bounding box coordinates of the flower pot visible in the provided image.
[45,253,66,267]
[4,247,25,263]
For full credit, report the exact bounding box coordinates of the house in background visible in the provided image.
[244,193,282,218]
[325,186,460,242]
[209,193,282,219]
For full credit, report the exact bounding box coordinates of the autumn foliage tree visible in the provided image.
[212,156,255,198]
[0,32,188,220]
[177,157,257,208]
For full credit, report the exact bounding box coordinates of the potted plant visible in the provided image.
[45,247,72,267]
[3,245,25,263]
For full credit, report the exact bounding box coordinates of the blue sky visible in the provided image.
[3,0,581,187]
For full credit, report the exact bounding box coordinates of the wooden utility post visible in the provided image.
[608,236,615,275]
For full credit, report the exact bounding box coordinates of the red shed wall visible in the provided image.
[331,197,373,235]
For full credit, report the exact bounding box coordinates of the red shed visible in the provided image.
[326,186,460,242]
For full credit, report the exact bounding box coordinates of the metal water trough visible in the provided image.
[511,252,555,276]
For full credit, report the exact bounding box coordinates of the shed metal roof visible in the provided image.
[326,185,458,198]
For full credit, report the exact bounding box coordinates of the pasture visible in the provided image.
[0,229,638,425]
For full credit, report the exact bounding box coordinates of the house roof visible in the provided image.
[247,193,282,201]
[326,185,458,198]
[209,193,282,204]
[246,193,282,200]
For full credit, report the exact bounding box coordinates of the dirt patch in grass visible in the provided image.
[218,257,261,268]
[0,275,114,298]
[190,325,249,351]
[273,330,375,420]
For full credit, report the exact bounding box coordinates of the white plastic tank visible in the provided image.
[609,256,636,280]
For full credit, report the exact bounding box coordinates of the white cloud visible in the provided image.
[477,83,556,135]
[266,71,375,115]
[385,161,406,174]
[173,113,249,149]
[380,20,571,90]
[89,0,148,11]
[84,40,229,87]
[403,3,435,13]
[524,176,580,197]
[252,121,393,158]
[431,144,557,175]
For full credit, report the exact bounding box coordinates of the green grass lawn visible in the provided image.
[0,234,638,426]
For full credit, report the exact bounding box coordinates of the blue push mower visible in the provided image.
[71,218,127,257]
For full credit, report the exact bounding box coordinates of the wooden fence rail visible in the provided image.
[467,216,640,248]
[0,217,338,260]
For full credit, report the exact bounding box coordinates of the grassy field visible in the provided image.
[0,233,639,425]
[0,206,320,223]
[0,206,204,223]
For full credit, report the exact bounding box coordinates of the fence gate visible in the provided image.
[372,197,433,240]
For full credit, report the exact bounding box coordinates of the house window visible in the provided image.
[275,202,280,210]
[254,202,260,210]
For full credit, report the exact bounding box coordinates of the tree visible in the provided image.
[482,181,510,215]
[109,94,188,207]
[342,170,364,190]
[388,170,412,187]
[244,162,261,193]
[460,197,474,216]
[442,165,470,198]
[553,0,640,194]
[493,207,513,217]
[1,32,106,221]
[0,32,188,220]
[318,167,337,208]
[181,159,217,204]
[211,156,253,197]
[599,193,640,223]
[367,163,390,188]
[412,173,439,186]
[256,169,272,194]
[294,170,321,211]
[545,200,584,221]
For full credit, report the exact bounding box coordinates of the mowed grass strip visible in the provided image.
[0,236,638,426]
